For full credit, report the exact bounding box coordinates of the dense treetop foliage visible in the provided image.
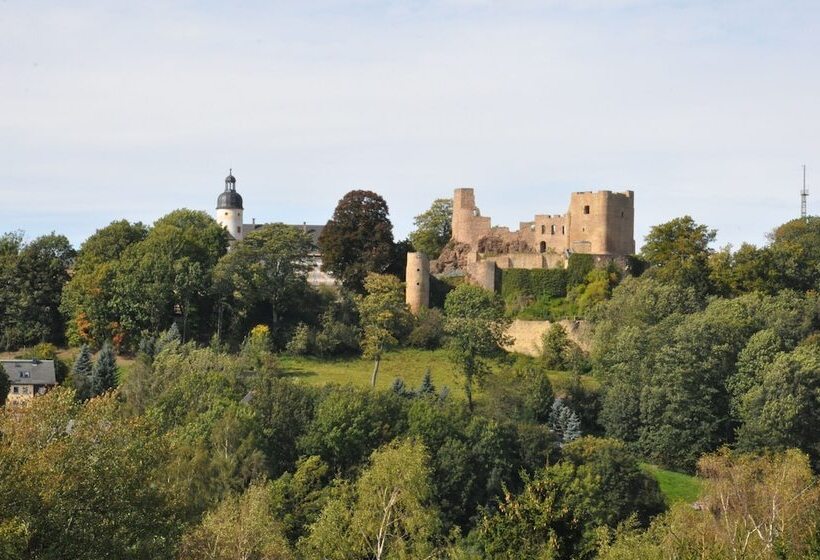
[408,198,453,259]
[0,232,74,350]
[318,190,395,292]
[0,196,817,558]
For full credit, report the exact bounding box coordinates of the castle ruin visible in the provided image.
[406,187,635,308]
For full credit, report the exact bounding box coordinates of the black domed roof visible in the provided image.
[217,190,243,209]
[225,173,236,184]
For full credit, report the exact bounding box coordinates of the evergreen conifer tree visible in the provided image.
[416,368,436,396]
[72,344,93,400]
[0,363,9,407]
[155,323,181,355]
[390,377,408,397]
[561,408,582,442]
[549,398,583,443]
[91,341,118,396]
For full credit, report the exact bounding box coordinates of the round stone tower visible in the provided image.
[216,170,244,241]
[405,252,430,314]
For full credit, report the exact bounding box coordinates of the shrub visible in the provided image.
[501,268,568,303]
[567,253,595,288]
[407,308,445,349]
[314,314,360,357]
[286,323,314,356]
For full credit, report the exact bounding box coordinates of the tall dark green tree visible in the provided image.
[767,216,820,292]
[0,232,74,349]
[91,342,118,396]
[0,363,8,407]
[213,223,314,345]
[735,336,820,464]
[72,345,93,401]
[641,216,716,296]
[111,210,227,347]
[318,190,395,292]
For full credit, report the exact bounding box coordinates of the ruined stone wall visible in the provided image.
[449,187,633,264]
[532,214,569,254]
[452,188,491,246]
[491,253,546,269]
[467,260,498,292]
[504,319,591,357]
[424,187,634,307]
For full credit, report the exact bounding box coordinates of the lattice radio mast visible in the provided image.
[801,165,809,221]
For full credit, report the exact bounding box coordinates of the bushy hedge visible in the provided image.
[500,268,568,301]
[567,254,595,288]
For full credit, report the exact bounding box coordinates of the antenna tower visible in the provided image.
[801,165,809,221]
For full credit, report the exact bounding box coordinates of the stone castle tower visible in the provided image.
[405,252,430,313]
[450,187,634,258]
[216,170,244,241]
[405,187,636,313]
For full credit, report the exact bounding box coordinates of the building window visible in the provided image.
[12,386,18,394]
[550,225,556,235]
[539,241,546,253]
[584,205,590,214]
[541,225,545,234]
[237,226,241,234]
[621,211,624,217]
[561,226,565,234]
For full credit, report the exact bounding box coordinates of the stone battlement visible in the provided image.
[449,187,634,259]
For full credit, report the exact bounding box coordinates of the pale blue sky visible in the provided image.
[2,1,818,250]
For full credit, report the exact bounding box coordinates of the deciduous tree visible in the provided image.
[444,284,510,410]
[298,439,440,560]
[213,223,314,345]
[641,215,716,296]
[179,480,291,560]
[357,273,413,386]
[318,190,395,292]
[408,198,453,259]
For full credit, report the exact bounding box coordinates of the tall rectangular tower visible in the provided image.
[566,190,634,255]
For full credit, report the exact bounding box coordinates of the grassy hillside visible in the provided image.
[641,464,702,504]
[278,348,597,405]
[279,348,459,393]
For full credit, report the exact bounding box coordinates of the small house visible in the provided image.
[2,359,57,404]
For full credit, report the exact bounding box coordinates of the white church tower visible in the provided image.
[216,170,244,241]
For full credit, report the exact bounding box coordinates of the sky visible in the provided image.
[2,0,819,251]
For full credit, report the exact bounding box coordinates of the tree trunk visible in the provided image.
[371,355,381,388]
